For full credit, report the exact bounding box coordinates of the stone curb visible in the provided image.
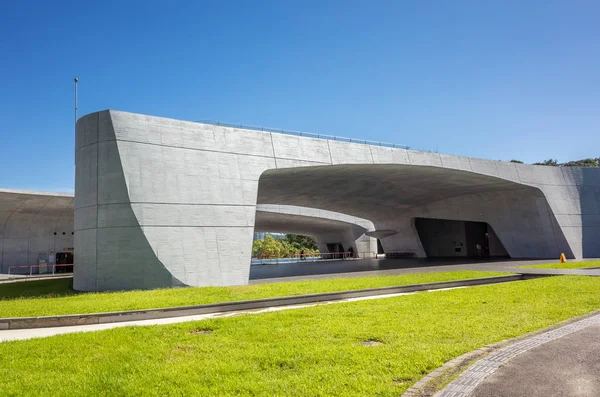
[0,274,532,330]
[0,275,73,285]
[402,309,600,397]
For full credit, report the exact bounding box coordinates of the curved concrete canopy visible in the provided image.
[73,110,600,291]
[255,204,377,257]
[255,204,374,235]
[0,189,74,272]
[257,164,534,219]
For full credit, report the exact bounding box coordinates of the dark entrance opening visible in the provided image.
[326,243,345,259]
[414,218,508,258]
[376,239,385,255]
[55,252,74,273]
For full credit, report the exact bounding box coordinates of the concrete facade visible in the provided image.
[0,189,74,273]
[74,110,600,291]
[0,189,374,277]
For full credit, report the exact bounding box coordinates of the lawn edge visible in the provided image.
[402,308,600,397]
[0,274,528,330]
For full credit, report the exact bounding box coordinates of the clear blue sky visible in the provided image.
[1,1,599,192]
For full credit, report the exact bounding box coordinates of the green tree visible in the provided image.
[252,236,282,258]
[533,159,559,166]
[562,158,600,167]
[252,234,319,258]
[510,160,523,164]
[284,234,318,251]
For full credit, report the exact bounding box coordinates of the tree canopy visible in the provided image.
[516,158,599,167]
[252,234,319,259]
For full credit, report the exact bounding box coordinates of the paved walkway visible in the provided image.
[250,258,600,284]
[0,258,598,286]
[472,324,600,397]
[436,312,600,397]
[0,287,456,343]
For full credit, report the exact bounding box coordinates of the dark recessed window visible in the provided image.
[71,232,74,235]
[62,232,66,235]
[53,232,57,235]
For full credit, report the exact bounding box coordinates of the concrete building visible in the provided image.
[72,110,600,291]
[0,189,74,273]
[0,190,374,277]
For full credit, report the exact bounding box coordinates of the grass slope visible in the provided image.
[0,271,508,318]
[519,260,600,269]
[0,276,599,396]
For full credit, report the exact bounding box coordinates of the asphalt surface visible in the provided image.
[1,258,598,285]
[249,257,600,284]
[472,324,600,397]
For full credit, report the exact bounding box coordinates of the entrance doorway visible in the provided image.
[55,252,74,273]
[326,243,345,259]
[414,218,508,258]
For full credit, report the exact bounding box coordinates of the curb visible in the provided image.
[0,274,534,331]
[0,275,73,285]
[402,309,600,397]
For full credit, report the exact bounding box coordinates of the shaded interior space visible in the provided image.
[55,252,74,273]
[414,217,509,258]
[258,164,575,259]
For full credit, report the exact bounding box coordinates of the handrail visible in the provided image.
[8,263,74,277]
[197,120,411,150]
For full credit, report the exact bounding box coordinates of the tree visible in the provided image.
[562,158,600,167]
[284,234,318,251]
[252,234,319,258]
[510,160,523,164]
[252,235,281,258]
[533,159,559,166]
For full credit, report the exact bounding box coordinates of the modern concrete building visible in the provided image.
[0,189,74,273]
[72,110,600,291]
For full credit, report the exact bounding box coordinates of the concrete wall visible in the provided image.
[0,189,74,273]
[74,110,600,291]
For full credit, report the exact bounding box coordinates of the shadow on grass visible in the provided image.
[0,278,80,301]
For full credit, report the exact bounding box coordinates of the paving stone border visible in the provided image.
[403,310,600,397]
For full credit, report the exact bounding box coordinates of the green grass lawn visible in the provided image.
[518,260,600,269]
[0,276,599,396]
[0,271,509,318]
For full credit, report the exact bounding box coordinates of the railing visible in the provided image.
[7,264,74,278]
[197,120,411,150]
[251,251,377,265]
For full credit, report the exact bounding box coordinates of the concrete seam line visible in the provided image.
[0,275,527,330]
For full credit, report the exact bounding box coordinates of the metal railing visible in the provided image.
[8,263,74,278]
[251,251,377,265]
[197,120,411,149]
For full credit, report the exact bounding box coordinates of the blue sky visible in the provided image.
[1,0,599,192]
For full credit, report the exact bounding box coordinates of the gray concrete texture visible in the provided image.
[0,190,373,280]
[74,110,600,291]
[0,189,73,272]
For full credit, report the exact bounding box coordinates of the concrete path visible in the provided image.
[0,286,457,343]
[435,312,600,397]
[0,258,598,286]
[0,274,72,285]
[250,258,600,284]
